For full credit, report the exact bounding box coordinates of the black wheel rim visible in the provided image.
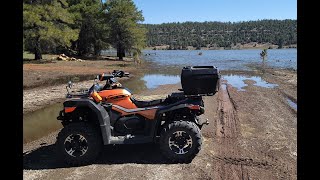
[168,131,193,155]
[64,134,88,157]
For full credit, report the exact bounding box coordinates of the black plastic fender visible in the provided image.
[63,99,111,145]
[157,103,191,114]
[150,101,204,140]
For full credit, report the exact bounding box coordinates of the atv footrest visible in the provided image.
[109,135,153,144]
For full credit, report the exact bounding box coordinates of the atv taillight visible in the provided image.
[65,107,76,113]
[188,105,200,110]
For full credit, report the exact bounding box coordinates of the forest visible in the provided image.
[23,0,146,60]
[23,0,297,60]
[144,20,297,49]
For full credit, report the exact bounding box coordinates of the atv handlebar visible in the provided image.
[65,70,129,98]
[96,70,129,81]
[112,70,130,78]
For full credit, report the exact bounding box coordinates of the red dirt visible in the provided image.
[23,59,139,89]
[23,68,296,179]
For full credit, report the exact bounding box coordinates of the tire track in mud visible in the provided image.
[212,80,249,180]
[215,82,240,138]
[210,80,294,179]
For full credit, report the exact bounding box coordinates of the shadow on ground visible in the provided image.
[23,143,173,170]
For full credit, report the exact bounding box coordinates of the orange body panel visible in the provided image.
[136,109,157,120]
[111,106,131,116]
[98,88,158,120]
[98,89,137,109]
[98,89,132,98]
[111,106,157,120]
[108,96,138,109]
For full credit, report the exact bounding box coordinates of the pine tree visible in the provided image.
[260,49,268,61]
[104,0,146,60]
[67,0,109,56]
[23,0,78,59]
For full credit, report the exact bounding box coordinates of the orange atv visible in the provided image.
[56,67,220,165]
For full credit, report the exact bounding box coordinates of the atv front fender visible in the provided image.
[58,99,111,145]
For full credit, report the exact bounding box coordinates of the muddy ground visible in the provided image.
[23,58,141,89]
[23,67,297,179]
[23,58,150,114]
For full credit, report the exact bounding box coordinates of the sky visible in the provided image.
[131,0,297,24]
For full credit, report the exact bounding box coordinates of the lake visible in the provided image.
[136,49,297,89]
[142,49,297,71]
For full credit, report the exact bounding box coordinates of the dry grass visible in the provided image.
[23,51,58,60]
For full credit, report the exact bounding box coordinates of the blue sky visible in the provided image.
[132,0,297,24]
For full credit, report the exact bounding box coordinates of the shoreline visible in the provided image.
[145,43,297,50]
[23,77,132,115]
[23,57,155,114]
[23,67,296,115]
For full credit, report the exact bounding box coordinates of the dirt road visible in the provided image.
[23,69,296,179]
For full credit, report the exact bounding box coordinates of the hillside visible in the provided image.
[144,19,297,49]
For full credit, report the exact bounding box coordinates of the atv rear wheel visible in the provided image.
[56,122,102,165]
[160,121,202,163]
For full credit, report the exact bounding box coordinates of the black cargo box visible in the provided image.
[181,66,220,95]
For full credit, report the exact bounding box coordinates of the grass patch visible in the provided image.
[23,51,58,61]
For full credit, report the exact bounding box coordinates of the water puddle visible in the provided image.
[23,73,182,143]
[286,98,297,110]
[23,103,63,143]
[141,74,181,89]
[223,74,278,91]
[221,84,227,91]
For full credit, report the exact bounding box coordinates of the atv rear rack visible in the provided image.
[176,90,216,97]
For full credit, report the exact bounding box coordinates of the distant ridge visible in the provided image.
[144,19,297,49]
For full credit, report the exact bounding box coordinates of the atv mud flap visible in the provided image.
[196,118,209,129]
[57,110,65,120]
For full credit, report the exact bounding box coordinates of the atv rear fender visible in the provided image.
[152,102,207,138]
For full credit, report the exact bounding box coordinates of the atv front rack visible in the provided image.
[66,89,90,98]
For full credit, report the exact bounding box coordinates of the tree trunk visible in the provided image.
[34,38,42,60]
[117,44,125,60]
[94,44,101,56]
[94,49,101,56]
[121,48,125,59]
[262,60,266,74]
[116,44,119,57]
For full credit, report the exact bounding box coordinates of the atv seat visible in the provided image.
[131,98,163,108]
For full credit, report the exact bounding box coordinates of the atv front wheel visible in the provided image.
[160,121,202,163]
[56,122,102,165]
